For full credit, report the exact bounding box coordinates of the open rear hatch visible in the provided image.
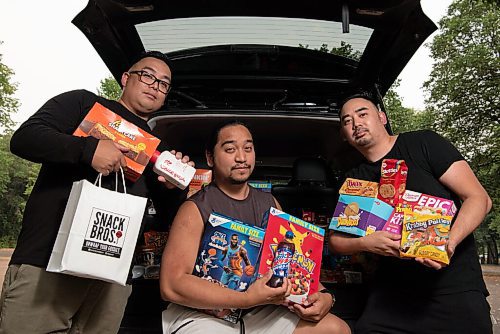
[73,0,436,112]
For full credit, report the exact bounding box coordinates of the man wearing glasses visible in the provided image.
[1,51,192,334]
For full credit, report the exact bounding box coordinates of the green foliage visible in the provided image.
[383,80,437,134]
[97,76,122,100]
[0,44,39,247]
[423,0,499,161]
[0,48,18,132]
[424,0,499,262]
[0,134,40,247]
[299,41,362,61]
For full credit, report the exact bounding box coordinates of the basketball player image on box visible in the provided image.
[220,234,254,290]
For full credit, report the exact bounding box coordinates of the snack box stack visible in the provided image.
[187,169,212,198]
[74,103,160,182]
[329,178,394,237]
[258,207,325,304]
[193,212,265,323]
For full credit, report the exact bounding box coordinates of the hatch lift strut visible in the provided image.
[342,3,350,33]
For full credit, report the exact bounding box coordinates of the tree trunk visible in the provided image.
[486,234,499,264]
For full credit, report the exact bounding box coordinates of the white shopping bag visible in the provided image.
[47,169,147,285]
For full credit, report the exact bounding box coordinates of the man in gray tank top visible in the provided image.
[160,121,350,334]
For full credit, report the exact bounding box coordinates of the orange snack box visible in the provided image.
[187,169,212,198]
[340,178,379,198]
[74,103,161,182]
[377,159,408,206]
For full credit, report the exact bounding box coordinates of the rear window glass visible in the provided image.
[136,17,373,59]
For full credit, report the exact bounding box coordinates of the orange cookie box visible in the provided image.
[74,103,161,182]
[187,169,212,198]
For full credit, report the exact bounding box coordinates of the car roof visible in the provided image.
[73,0,437,106]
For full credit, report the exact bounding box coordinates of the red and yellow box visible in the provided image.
[377,159,408,206]
[74,103,160,182]
[258,207,324,304]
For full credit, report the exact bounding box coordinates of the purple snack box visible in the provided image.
[329,194,394,237]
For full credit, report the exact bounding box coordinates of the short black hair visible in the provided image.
[338,88,380,113]
[205,120,251,155]
[132,50,173,75]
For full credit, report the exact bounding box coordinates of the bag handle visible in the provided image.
[94,167,127,194]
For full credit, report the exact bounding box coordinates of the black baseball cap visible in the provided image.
[338,89,380,113]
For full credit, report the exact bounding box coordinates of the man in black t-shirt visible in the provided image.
[0,51,193,334]
[329,91,492,333]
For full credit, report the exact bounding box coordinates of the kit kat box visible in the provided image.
[258,207,325,304]
[74,103,160,182]
[193,212,264,323]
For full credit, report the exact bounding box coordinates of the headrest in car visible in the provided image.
[289,157,329,186]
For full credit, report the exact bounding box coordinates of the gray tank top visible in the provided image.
[188,183,275,227]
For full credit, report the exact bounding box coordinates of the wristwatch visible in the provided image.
[319,288,336,309]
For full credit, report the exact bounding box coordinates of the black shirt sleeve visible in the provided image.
[10,89,99,166]
[419,130,464,178]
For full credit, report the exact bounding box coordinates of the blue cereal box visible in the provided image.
[248,181,272,193]
[193,212,265,323]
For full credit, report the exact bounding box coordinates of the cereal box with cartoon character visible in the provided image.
[74,103,161,182]
[399,211,451,264]
[193,212,265,323]
[258,207,325,304]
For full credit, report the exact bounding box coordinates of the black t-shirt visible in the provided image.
[346,130,487,295]
[10,89,184,267]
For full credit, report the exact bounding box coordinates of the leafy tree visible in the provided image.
[97,76,122,100]
[0,46,40,247]
[0,47,18,132]
[383,80,437,134]
[0,133,40,247]
[424,0,499,263]
[302,43,433,133]
[299,41,362,61]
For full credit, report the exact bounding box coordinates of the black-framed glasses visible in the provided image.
[129,70,171,94]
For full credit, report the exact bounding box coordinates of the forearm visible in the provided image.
[450,194,492,246]
[161,273,253,309]
[329,231,365,255]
